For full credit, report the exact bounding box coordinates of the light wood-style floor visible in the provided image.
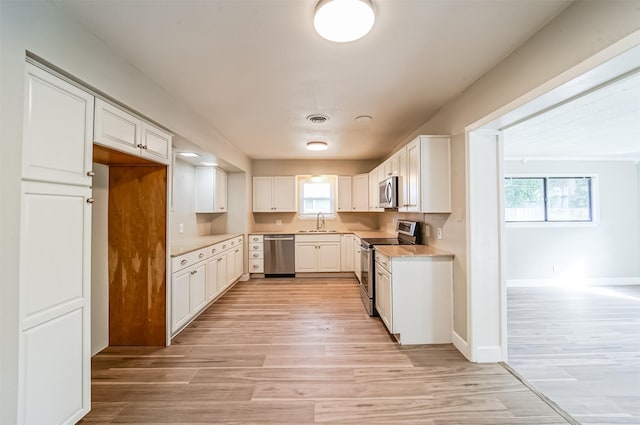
[508,285,640,425]
[81,277,569,424]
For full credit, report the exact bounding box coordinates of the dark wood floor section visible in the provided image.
[82,277,569,424]
[508,285,640,425]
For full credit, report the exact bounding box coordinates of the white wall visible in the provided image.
[90,164,109,356]
[505,160,640,283]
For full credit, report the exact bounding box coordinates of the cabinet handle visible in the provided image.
[137,143,144,148]
[87,171,95,177]
[180,259,188,265]
[218,258,223,262]
[231,241,235,245]
[191,270,197,275]
[253,265,259,269]
[220,207,225,209]
[235,249,239,253]
[86,198,94,204]
[211,248,216,254]
[199,253,205,259]
[223,245,227,249]
[142,145,148,150]
[253,254,259,257]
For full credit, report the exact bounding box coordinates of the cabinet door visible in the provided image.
[226,249,236,286]
[23,64,94,187]
[352,174,369,211]
[233,246,243,280]
[420,136,451,213]
[190,263,207,314]
[354,239,362,282]
[215,168,227,212]
[195,167,215,213]
[341,235,354,272]
[171,269,191,333]
[216,255,228,293]
[295,243,318,272]
[206,257,219,302]
[397,148,408,211]
[317,242,341,272]
[376,266,392,331]
[253,177,274,212]
[94,98,142,157]
[273,176,297,211]
[405,138,421,212]
[141,123,171,164]
[19,181,92,424]
[337,176,352,212]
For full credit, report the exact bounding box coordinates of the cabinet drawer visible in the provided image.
[208,242,224,256]
[249,250,263,260]
[172,247,209,272]
[375,252,391,272]
[249,234,263,243]
[249,259,264,273]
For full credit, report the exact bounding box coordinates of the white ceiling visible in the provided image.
[55,0,571,161]
[503,70,640,161]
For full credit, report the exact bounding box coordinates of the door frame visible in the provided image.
[464,31,640,363]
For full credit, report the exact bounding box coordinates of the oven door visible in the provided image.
[359,243,374,316]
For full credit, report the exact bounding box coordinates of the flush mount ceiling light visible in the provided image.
[355,115,373,122]
[314,0,375,43]
[306,113,329,124]
[178,152,200,158]
[306,141,328,151]
[200,162,217,166]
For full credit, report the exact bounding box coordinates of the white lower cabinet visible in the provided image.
[171,236,243,335]
[340,234,354,272]
[295,234,341,272]
[375,252,453,345]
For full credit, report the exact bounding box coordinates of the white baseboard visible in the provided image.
[474,345,504,363]
[452,330,471,361]
[507,277,640,288]
[240,273,250,282]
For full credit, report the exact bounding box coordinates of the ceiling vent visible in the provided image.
[306,114,329,124]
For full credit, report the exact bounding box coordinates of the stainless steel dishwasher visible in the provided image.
[263,234,295,277]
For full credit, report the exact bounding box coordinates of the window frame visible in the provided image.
[504,174,599,227]
[297,175,337,220]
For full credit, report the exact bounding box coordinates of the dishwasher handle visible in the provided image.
[264,236,294,241]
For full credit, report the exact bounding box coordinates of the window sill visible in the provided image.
[506,221,598,229]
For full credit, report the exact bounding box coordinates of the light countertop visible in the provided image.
[249,230,396,238]
[171,233,242,257]
[375,245,454,258]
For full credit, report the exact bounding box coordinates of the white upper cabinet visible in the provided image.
[196,167,227,213]
[141,123,172,164]
[94,98,171,164]
[419,136,451,213]
[337,176,352,212]
[22,63,94,187]
[402,138,421,212]
[337,174,369,212]
[352,174,369,212]
[252,176,296,212]
[368,166,384,211]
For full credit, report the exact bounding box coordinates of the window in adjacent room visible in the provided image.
[298,175,336,219]
[505,176,593,223]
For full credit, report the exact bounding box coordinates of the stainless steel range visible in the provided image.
[359,220,420,316]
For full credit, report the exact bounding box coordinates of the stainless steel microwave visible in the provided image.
[378,176,398,208]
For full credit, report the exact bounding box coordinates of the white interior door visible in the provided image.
[19,181,92,424]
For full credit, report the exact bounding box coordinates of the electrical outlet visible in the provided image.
[436,227,443,240]
[179,223,184,234]
[275,219,282,226]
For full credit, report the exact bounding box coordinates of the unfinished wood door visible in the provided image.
[108,166,167,345]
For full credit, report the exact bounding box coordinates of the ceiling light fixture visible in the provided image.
[200,162,217,166]
[178,152,200,157]
[306,141,328,151]
[355,115,373,122]
[306,113,329,124]
[314,0,375,43]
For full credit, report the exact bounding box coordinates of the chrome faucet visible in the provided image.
[316,212,325,231]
